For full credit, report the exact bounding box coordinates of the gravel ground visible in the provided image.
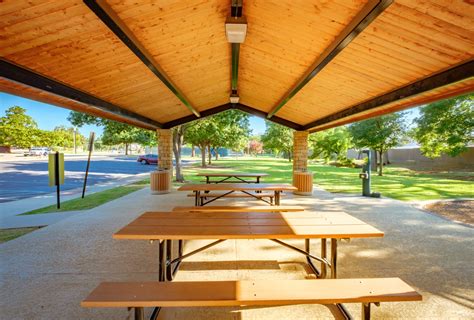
[425,200,473,226]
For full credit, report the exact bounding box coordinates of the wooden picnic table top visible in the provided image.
[113,211,384,240]
[177,183,297,192]
[196,172,269,177]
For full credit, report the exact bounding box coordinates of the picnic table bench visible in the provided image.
[173,205,305,212]
[82,278,421,320]
[197,172,269,184]
[178,183,297,206]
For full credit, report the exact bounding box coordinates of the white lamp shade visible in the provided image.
[225,17,247,43]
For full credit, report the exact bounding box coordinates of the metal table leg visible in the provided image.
[158,240,166,281]
[274,191,280,205]
[134,307,144,320]
[150,240,167,319]
[331,238,337,279]
[362,303,371,320]
[304,239,327,278]
[330,238,352,320]
[194,191,199,206]
[165,239,184,281]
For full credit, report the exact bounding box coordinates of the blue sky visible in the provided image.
[0,93,103,137]
[0,92,418,136]
[0,92,267,136]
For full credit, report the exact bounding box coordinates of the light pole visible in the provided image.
[73,127,77,154]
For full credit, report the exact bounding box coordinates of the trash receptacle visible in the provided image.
[293,170,313,196]
[150,169,171,194]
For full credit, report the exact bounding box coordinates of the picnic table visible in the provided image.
[113,210,384,319]
[178,183,297,206]
[197,172,269,184]
[114,210,384,280]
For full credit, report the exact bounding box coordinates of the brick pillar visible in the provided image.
[293,131,308,172]
[157,129,173,178]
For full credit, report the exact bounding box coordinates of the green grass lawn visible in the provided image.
[0,227,41,244]
[21,180,148,215]
[178,157,473,201]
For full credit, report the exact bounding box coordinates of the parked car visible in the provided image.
[24,147,51,156]
[137,154,158,165]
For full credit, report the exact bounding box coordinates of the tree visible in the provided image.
[413,94,473,158]
[183,110,250,167]
[310,127,352,162]
[184,119,214,167]
[349,113,407,176]
[208,110,250,161]
[248,139,263,155]
[101,122,154,155]
[51,126,86,149]
[172,125,186,182]
[261,122,294,161]
[0,106,39,150]
[68,111,155,155]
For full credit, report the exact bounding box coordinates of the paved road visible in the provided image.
[0,156,186,203]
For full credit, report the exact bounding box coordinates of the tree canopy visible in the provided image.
[349,113,407,175]
[184,110,250,166]
[68,111,155,154]
[261,121,294,160]
[0,106,39,148]
[310,127,352,162]
[412,94,473,158]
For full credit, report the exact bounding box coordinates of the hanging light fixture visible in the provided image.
[225,0,247,43]
[230,90,240,104]
[225,16,247,43]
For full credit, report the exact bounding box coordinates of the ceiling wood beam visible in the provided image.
[304,60,474,132]
[84,0,200,118]
[235,104,303,130]
[162,104,233,129]
[267,0,392,118]
[0,59,162,129]
[162,103,303,130]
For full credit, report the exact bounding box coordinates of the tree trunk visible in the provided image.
[288,151,292,162]
[191,145,195,157]
[207,145,212,165]
[372,150,378,172]
[172,126,185,182]
[200,146,206,167]
[384,151,390,165]
[215,147,219,161]
[378,150,384,176]
[125,143,129,155]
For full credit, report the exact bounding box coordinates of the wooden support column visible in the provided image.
[293,131,313,195]
[157,128,173,180]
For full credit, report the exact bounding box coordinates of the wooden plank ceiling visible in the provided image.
[0,0,473,131]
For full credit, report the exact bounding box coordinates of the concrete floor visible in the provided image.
[1,186,473,319]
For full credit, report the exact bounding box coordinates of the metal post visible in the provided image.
[82,132,95,198]
[73,127,77,154]
[55,151,60,209]
[331,238,337,279]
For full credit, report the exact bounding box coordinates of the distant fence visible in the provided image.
[348,147,474,170]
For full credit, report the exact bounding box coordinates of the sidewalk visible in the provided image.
[1,186,472,319]
[0,172,149,228]
[0,210,84,229]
